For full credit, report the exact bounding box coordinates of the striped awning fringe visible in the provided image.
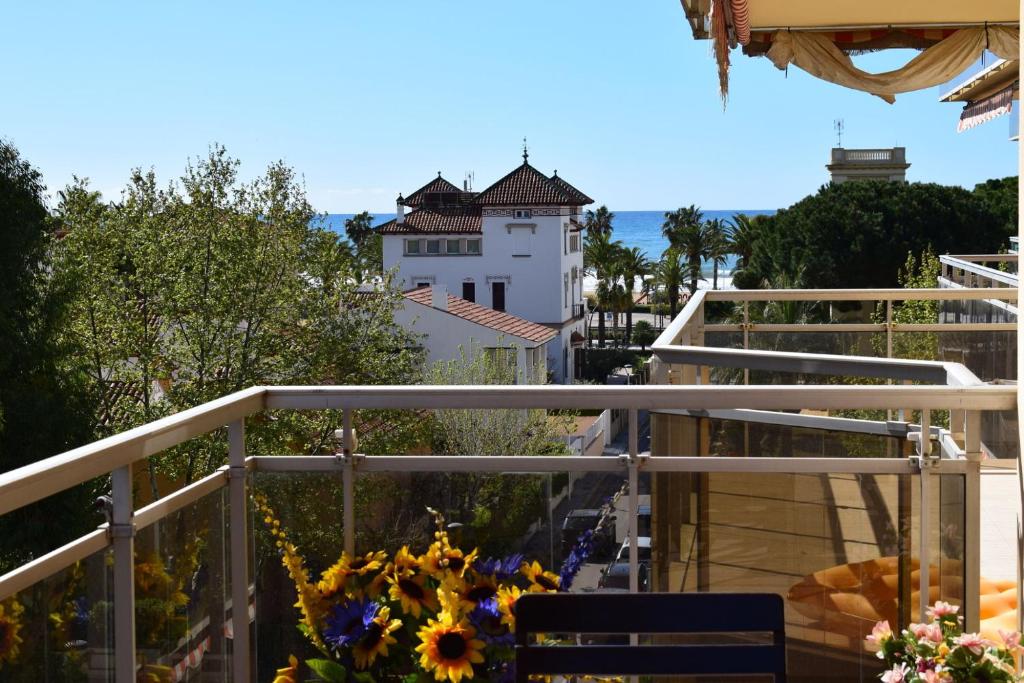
[958,84,1016,132]
[729,0,750,45]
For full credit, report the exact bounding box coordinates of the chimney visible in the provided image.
[431,284,447,311]
[396,194,405,224]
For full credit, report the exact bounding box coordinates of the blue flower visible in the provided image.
[473,553,524,581]
[324,598,379,649]
[559,529,595,591]
[469,597,514,646]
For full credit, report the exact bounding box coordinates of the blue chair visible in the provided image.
[515,592,787,682]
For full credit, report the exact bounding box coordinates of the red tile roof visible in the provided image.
[377,207,482,234]
[404,288,557,344]
[471,162,577,206]
[402,174,463,207]
[549,172,594,205]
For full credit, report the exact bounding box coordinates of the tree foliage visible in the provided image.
[0,141,96,570]
[971,176,1017,240]
[742,181,1006,290]
[54,146,422,488]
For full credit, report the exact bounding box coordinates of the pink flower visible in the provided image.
[881,663,911,683]
[867,620,892,647]
[998,629,1021,651]
[926,601,959,619]
[922,671,952,683]
[953,632,989,656]
[909,622,943,644]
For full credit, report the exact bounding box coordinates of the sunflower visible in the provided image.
[496,585,521,630]
[415,615,486,683]
[423,544,478,582]
[521,560,560,592]
[393,545,421,575]
[462,573,499,606]
[0,598,24,669]
[469,597,513,645]
[353,605,402,670]
[319,551,387,597]
[271,655,299,683]
[387,571,438,618]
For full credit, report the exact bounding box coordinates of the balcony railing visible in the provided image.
[572,302,586,319]
[830,148,906,164]
[940,253,1019,287]
[0,287,1018,682]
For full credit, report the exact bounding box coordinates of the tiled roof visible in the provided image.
[471,162,576,206]
[377,207,482,234]
[404,288,557,344]
[402,174,462,207]
[549,172,594,205]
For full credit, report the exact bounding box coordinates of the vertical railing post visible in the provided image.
[342,409,355,557]
[963,410,982,632]
[742,301,750,386]
[228,420,251,682]
[916,411,931,623]
[111,464,136,683]
[627,409,639,594]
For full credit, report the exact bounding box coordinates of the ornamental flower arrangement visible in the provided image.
[0,597,24,670]
[257,493,608,683]
[866,601,1023,683]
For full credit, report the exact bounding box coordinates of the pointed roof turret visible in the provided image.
[402,174,463,207]
[549,171,594,205]
[471,161,576,206]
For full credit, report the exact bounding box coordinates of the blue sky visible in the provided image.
[1,1,1017,213]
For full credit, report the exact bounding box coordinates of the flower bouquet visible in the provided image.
[866,601,1022,682]
[257,495,605,683]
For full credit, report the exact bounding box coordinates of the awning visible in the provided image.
[958,85,1016,132]
[570,331,586,345]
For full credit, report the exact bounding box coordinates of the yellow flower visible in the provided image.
[319,551,388,597]
[496,585,521,630]
[393,545,421,575]
[521,560,560,592]
[415,614,486,683]
[0,599,25,669]
[387,571,438,618]
[423,544,478,581]
[272,654,299,683]
[353,605,402,670]
[462,574,499,606]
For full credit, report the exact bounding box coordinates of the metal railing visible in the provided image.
[0,287,1017,681]
[941,254,1019,288]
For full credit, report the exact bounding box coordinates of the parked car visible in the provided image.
[597,559,649,591]
[560,509,614,559]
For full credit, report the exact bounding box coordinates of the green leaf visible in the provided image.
[351,670,377,683]
[306,658,348,682]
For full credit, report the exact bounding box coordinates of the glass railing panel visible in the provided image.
[1,545,114,682]
[650,471,966,683]
[133,487,232,681]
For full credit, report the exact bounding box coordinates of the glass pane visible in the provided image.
[2,545,114,681]
[133,488,232,681]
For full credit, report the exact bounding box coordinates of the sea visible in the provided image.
[323,209,775,276]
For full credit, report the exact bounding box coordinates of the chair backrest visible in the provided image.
[514,592,787,682]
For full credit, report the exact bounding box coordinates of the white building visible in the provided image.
[377,153,591,382]
[396,285,556,384]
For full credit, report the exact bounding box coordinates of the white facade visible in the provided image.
[395,286,552,384]
[382,203,587,383]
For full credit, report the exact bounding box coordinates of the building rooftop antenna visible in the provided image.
[834,119,845,147]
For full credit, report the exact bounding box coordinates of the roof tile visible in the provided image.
[404,288,557,344]
[377,207,482,234]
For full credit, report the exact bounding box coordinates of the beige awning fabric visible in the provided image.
[766,26,1018,103]
[743,0,1018,32]
[958,85,1015,132]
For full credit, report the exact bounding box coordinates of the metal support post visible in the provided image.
[342,409,355,556]
[963,410,982,632]
[111,464,136,683]
[627,409,640,651]
[742,302,750,386]
[228,420,251,682]
[915,410,931,623]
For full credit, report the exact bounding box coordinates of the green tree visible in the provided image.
[654,248,687,320]
[0,141,95,571]
[344,210,382,281]
[744,181,1005,291]
[972,176,1017,240]
[618,246,650,345]
[662,205,708,293]
[55,146,422,487]
[584,230,624,347]
[631,320,656,350]
[705,218,730,290]
[583,204,615,236]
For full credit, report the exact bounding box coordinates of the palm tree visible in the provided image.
[655,248,686,320]
[727,213,757,272]
[704,218,730,290]
[584,230,623,347]
[662,206,708,294]
[583,205,615,236]
[618,246,650,345]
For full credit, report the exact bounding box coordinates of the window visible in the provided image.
[492,282,506,311]
[564,273,569,307]
[514,209,532,219]
[446,239,460,254]
[462,281,476,302]
[425,240,440,254]
[466,238,481,254]
[416,282,431,288]
[563,225,568,254]
[511,228,531,256]
[405,239,420,255]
